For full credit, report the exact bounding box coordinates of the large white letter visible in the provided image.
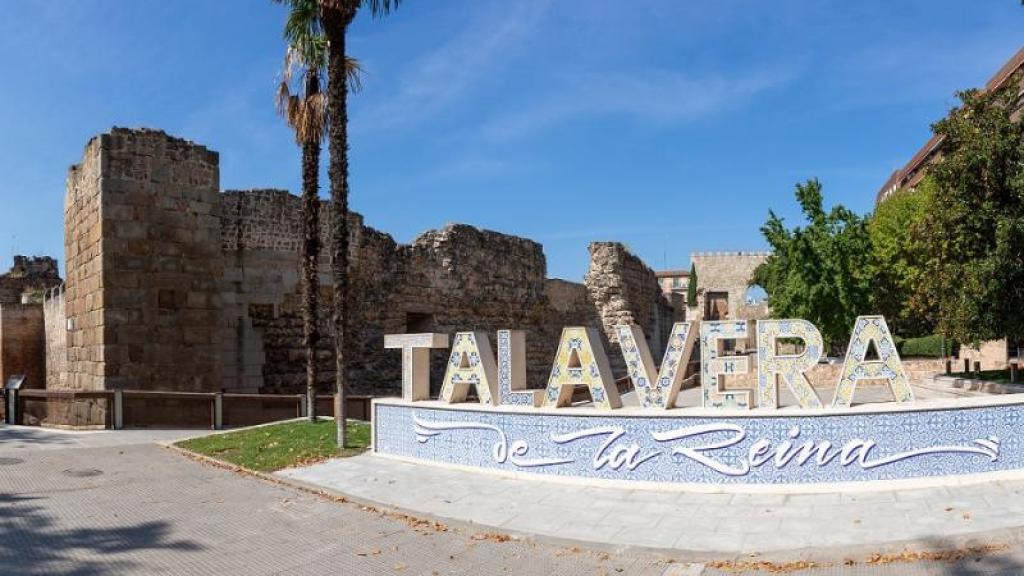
[543,327,621,409]
[440,331,499,406]
[385,333,449,401]
[497,330,543,407]
[756,319,824,409]
[616,322,697,409]
[832,316,914,408]
[700,320,752,409]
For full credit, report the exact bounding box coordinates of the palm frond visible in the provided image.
[362,0,400,17]
[344,56,364,93]
[316,0,400,18]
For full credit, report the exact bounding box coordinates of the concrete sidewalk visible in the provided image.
[0,425,203,451]
[279,453,1024,560]
[5,424,1024,574]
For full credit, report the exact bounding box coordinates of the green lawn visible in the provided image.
[176,419,370,472]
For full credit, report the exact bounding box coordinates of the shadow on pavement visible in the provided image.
[0,426,79,447]
[0,493,202,575]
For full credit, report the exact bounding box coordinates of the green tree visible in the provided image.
[917,74,1024,344]
[321,0,400,447]
[752,179,873,352]
[275,0,363,422]
[867,177,936,338]
[686,263,698,308]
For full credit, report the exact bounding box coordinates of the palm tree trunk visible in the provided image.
[301,71,322,423]
[324,6,355,448]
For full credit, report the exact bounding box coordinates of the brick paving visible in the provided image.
[4,425,1024,575]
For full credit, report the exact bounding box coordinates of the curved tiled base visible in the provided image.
[372,397,1024,487]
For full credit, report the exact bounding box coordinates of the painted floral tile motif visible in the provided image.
[756,319,824,409]
[701,320,753,409]
[497,330,543,407]
[617,322,696,409]
[543,327,621,409]
[440,331,499,406]
[832,315,914,408]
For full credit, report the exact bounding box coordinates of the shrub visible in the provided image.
[896,334,955,358]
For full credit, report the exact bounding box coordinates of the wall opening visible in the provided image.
[404,312,434,334]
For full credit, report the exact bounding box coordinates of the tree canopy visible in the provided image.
[916,75,1024,344]
[867,178,936,338]
[752,179,872,351]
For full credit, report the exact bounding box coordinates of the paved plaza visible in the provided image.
[1,425,1024,575]
[282,452,1024,557]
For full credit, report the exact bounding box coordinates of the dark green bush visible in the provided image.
[895,334,955,358]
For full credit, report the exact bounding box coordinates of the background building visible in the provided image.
[876,46,1024,204]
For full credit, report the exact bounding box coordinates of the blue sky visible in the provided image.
[0,1,1020,280]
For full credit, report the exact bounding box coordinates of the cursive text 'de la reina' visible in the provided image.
[649,424,1000,477]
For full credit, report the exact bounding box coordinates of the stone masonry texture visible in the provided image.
[63,128,222,392]
[50,128,673,403]
[0,303,46,389]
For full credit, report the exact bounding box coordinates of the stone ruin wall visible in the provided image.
[585,243,674,368]
[0,256,61,304]
[218,188,610,395]
[44,286,66,388]
[0,304,46,390]
[62,128,223,392]
[43,128,674,401]
[0,256,63,391]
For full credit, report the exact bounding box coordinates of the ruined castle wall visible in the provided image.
[0,257,62,305]
[219,189,336,393]
[56,129,674,403]
[64,135,105,390]
[391,225,557,392]
[44,287,66,388]
[0,304,46,389]
[215,193,676,395]
[64,128,223,392]
[585,242,674,366]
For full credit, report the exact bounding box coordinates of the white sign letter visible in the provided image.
[497,330,543,407]
[385,333,449,401]
[440,331,500,406]
[616,322,697,409]
[756,319,824,409]
[700,321,753,409]
[832,316,914,408]
[543,327,621,409]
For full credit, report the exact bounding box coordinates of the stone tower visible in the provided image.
[63,128,223,391]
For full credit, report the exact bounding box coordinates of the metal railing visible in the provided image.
[6,389,372,430]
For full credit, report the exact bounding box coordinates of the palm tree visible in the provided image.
[320,0,400,447]
[276,0,363,423]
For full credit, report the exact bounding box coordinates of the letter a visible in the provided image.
[616,322,696,409]
[832,316,914,408]
[756,319,823,409]
[543,327,621,409]
[440,331,499,406]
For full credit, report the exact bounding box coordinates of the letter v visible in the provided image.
[616,322,697,409]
